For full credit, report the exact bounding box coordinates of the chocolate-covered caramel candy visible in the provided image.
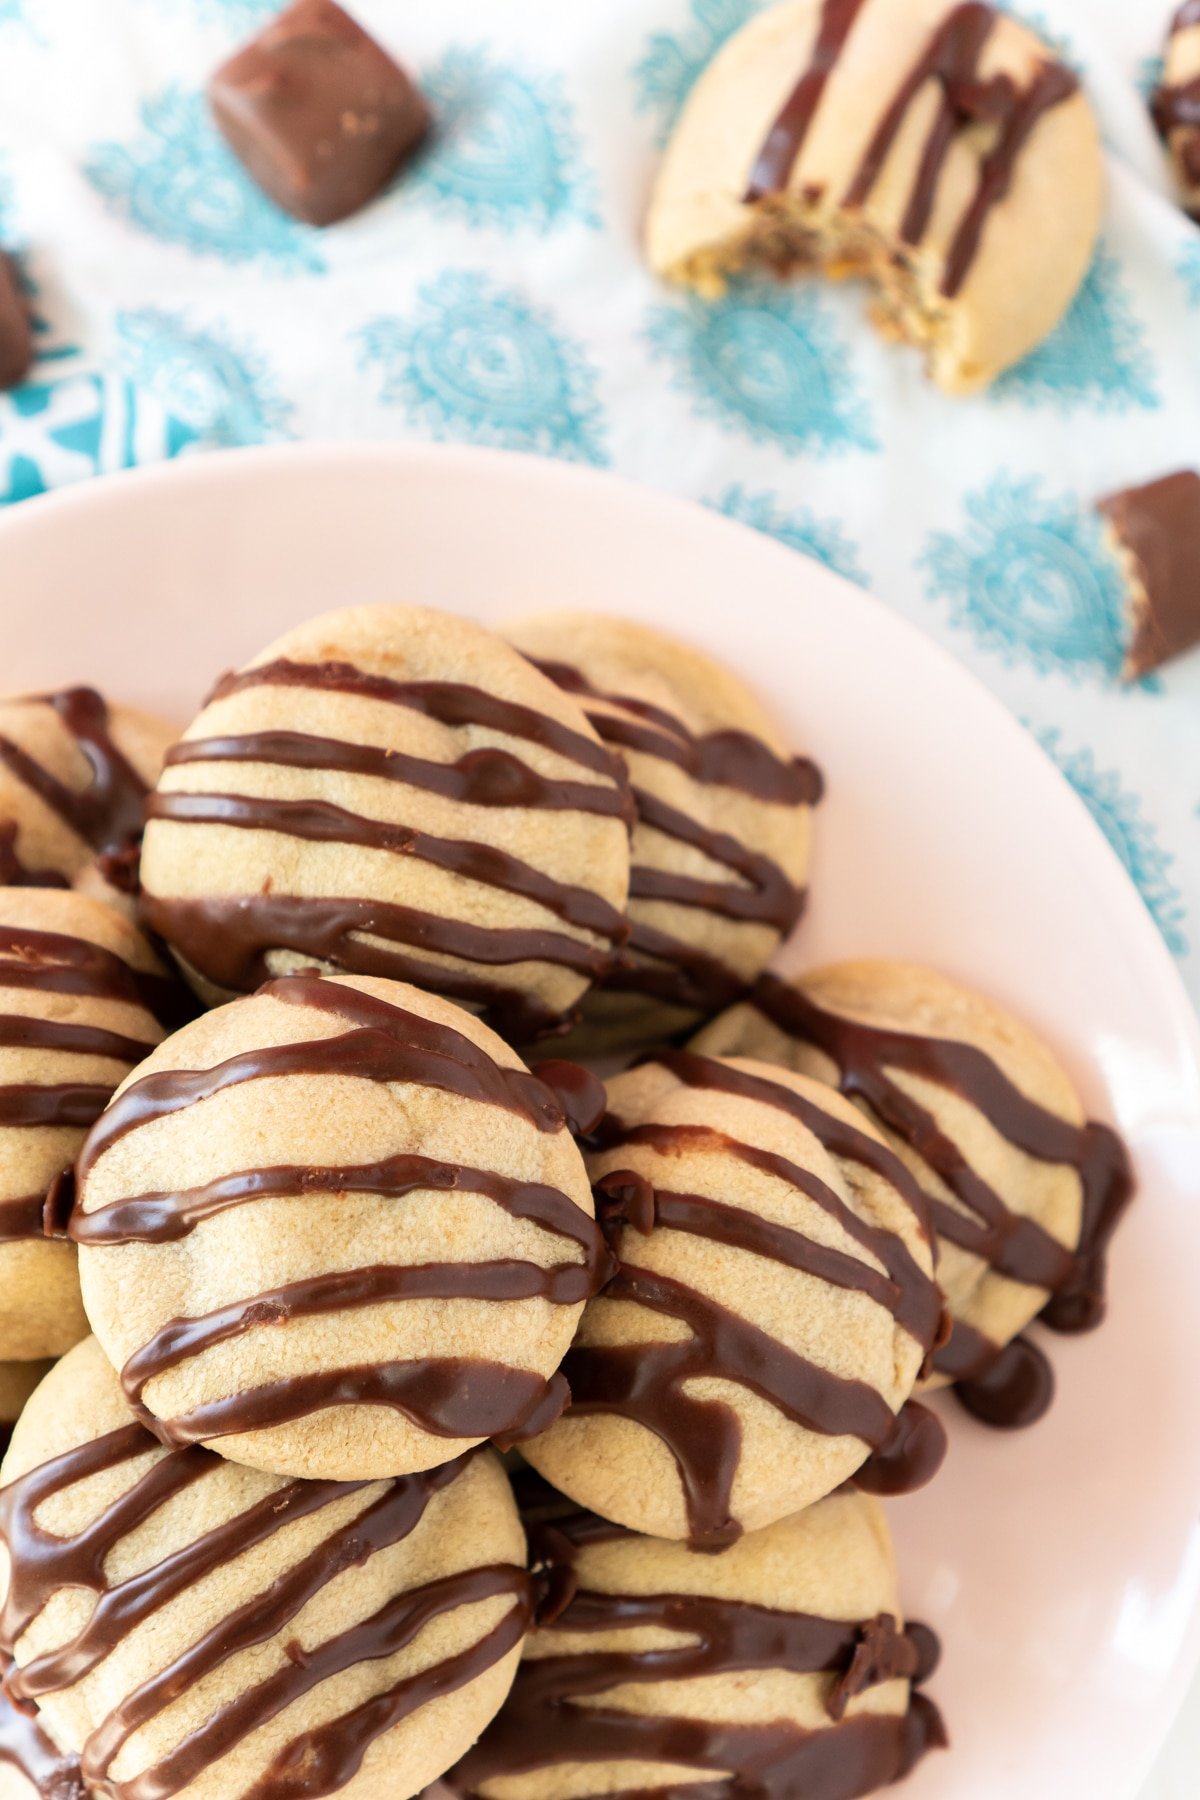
[208,0,430,226]
[0,255,32,392]
[1099,470,1200,681]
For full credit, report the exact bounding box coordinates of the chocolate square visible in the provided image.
[1098,470,1200,680]
[0,253,33,392]
[208,0,430,227]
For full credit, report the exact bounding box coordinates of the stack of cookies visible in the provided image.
[0,600,1131,1800]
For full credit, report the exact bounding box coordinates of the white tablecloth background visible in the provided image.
[0,1,1197,1792]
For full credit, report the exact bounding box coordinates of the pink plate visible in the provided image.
[2,443,1199,1798]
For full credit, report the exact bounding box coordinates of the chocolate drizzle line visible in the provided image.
[0,1661,84,1800]
[144,657,634,1040]
[528,657,820,1015]
[745,0,868,199]
[0,1430,532,1800]
[0,924,160,1245]
[564,1053,944,1546]
[751,976,1133,1428]
[745,0,1079,298]
[73,973,610,1449]
[0,688,151,878]
[451,1496,945,1800]
[0,823,69,892]
[1155,3,1200,191]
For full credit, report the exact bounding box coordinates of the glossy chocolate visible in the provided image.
[1154,4,1200,196]
[528,656,819,1016]
[208,0,431,227]
[0,1661,84,1800]
[0,689,150,876]
[564,1052,944,1545]
[73,973,611,1450]
[1099,471,1200,680]
[745,0,1078,297]
[450,1494,946,1800]
[143,656,633,1041]
[750,976,1133,1426]
[0,1427,530,1800]
[0,924,159,1246]
[0,254,33,393]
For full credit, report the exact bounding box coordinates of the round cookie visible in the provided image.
[0,688,174,908]
[505,613,818,1050]
[0,1339,531,1800]
[0,1658,83,1800]
[520,1051,943,1544]
[452,1481,944,1800]
[691,961,1131,1425]
[1154,3,1200,218]
[644,0,1104,393]
[73,971,612,1481]
[138,606,633,1041]
[0,889,165,1362]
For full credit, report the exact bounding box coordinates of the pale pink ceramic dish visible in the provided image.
[2,443,1199,1799]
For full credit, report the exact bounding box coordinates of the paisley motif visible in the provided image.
[357,271,608,464]
[645,282,878,457]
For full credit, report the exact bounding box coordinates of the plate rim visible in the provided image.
[2,438,1199,1795]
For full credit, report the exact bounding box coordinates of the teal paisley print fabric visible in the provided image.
[0,0,1194,1002]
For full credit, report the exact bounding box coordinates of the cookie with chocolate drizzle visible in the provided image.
[0,1652,85,1800]
[73,971,613,1482]
[521,1051,944,1545]
[506,613,819,1053]
[645,0,1104,393]
[448,1477,945,1800]
[0,688,174,916]
[692,961,1132,1429]
[138,605,634,1042]
[0,889,165,1363]
[0,1338,532,1800]
[1154,2,1200,221]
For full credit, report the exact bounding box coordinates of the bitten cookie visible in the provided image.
[692,961,1131,1426]
[0,890,164,1362]
[1154,2,1200,218]
[138,606,633,1041]
[645,0,1104,393]
[521,1051,943,1544]
[506,613,818,1050]
[451,1481,944,1800]
[0,1339,531,1800]
[0,688,174,907]
[73,972,611,1481]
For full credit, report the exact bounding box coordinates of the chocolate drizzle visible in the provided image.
[451,1497,945,1800]
[745,0,1079,298]
[143,656,634,1040]
[0,1428,532,1800]
[1154,2,1200,192]
[563,1052,943,1546]
[0,688,151,880]
[73,973,611,1450]
[750,975,1134,1426]
[745,0,868,199]
[0,923,160,1246]
[0,1662,84,1800]
[527,657,820,1016]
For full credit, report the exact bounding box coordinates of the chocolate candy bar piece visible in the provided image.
[0,253,32,391]
[1098,470,1200,680]
[208,0,430,227]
